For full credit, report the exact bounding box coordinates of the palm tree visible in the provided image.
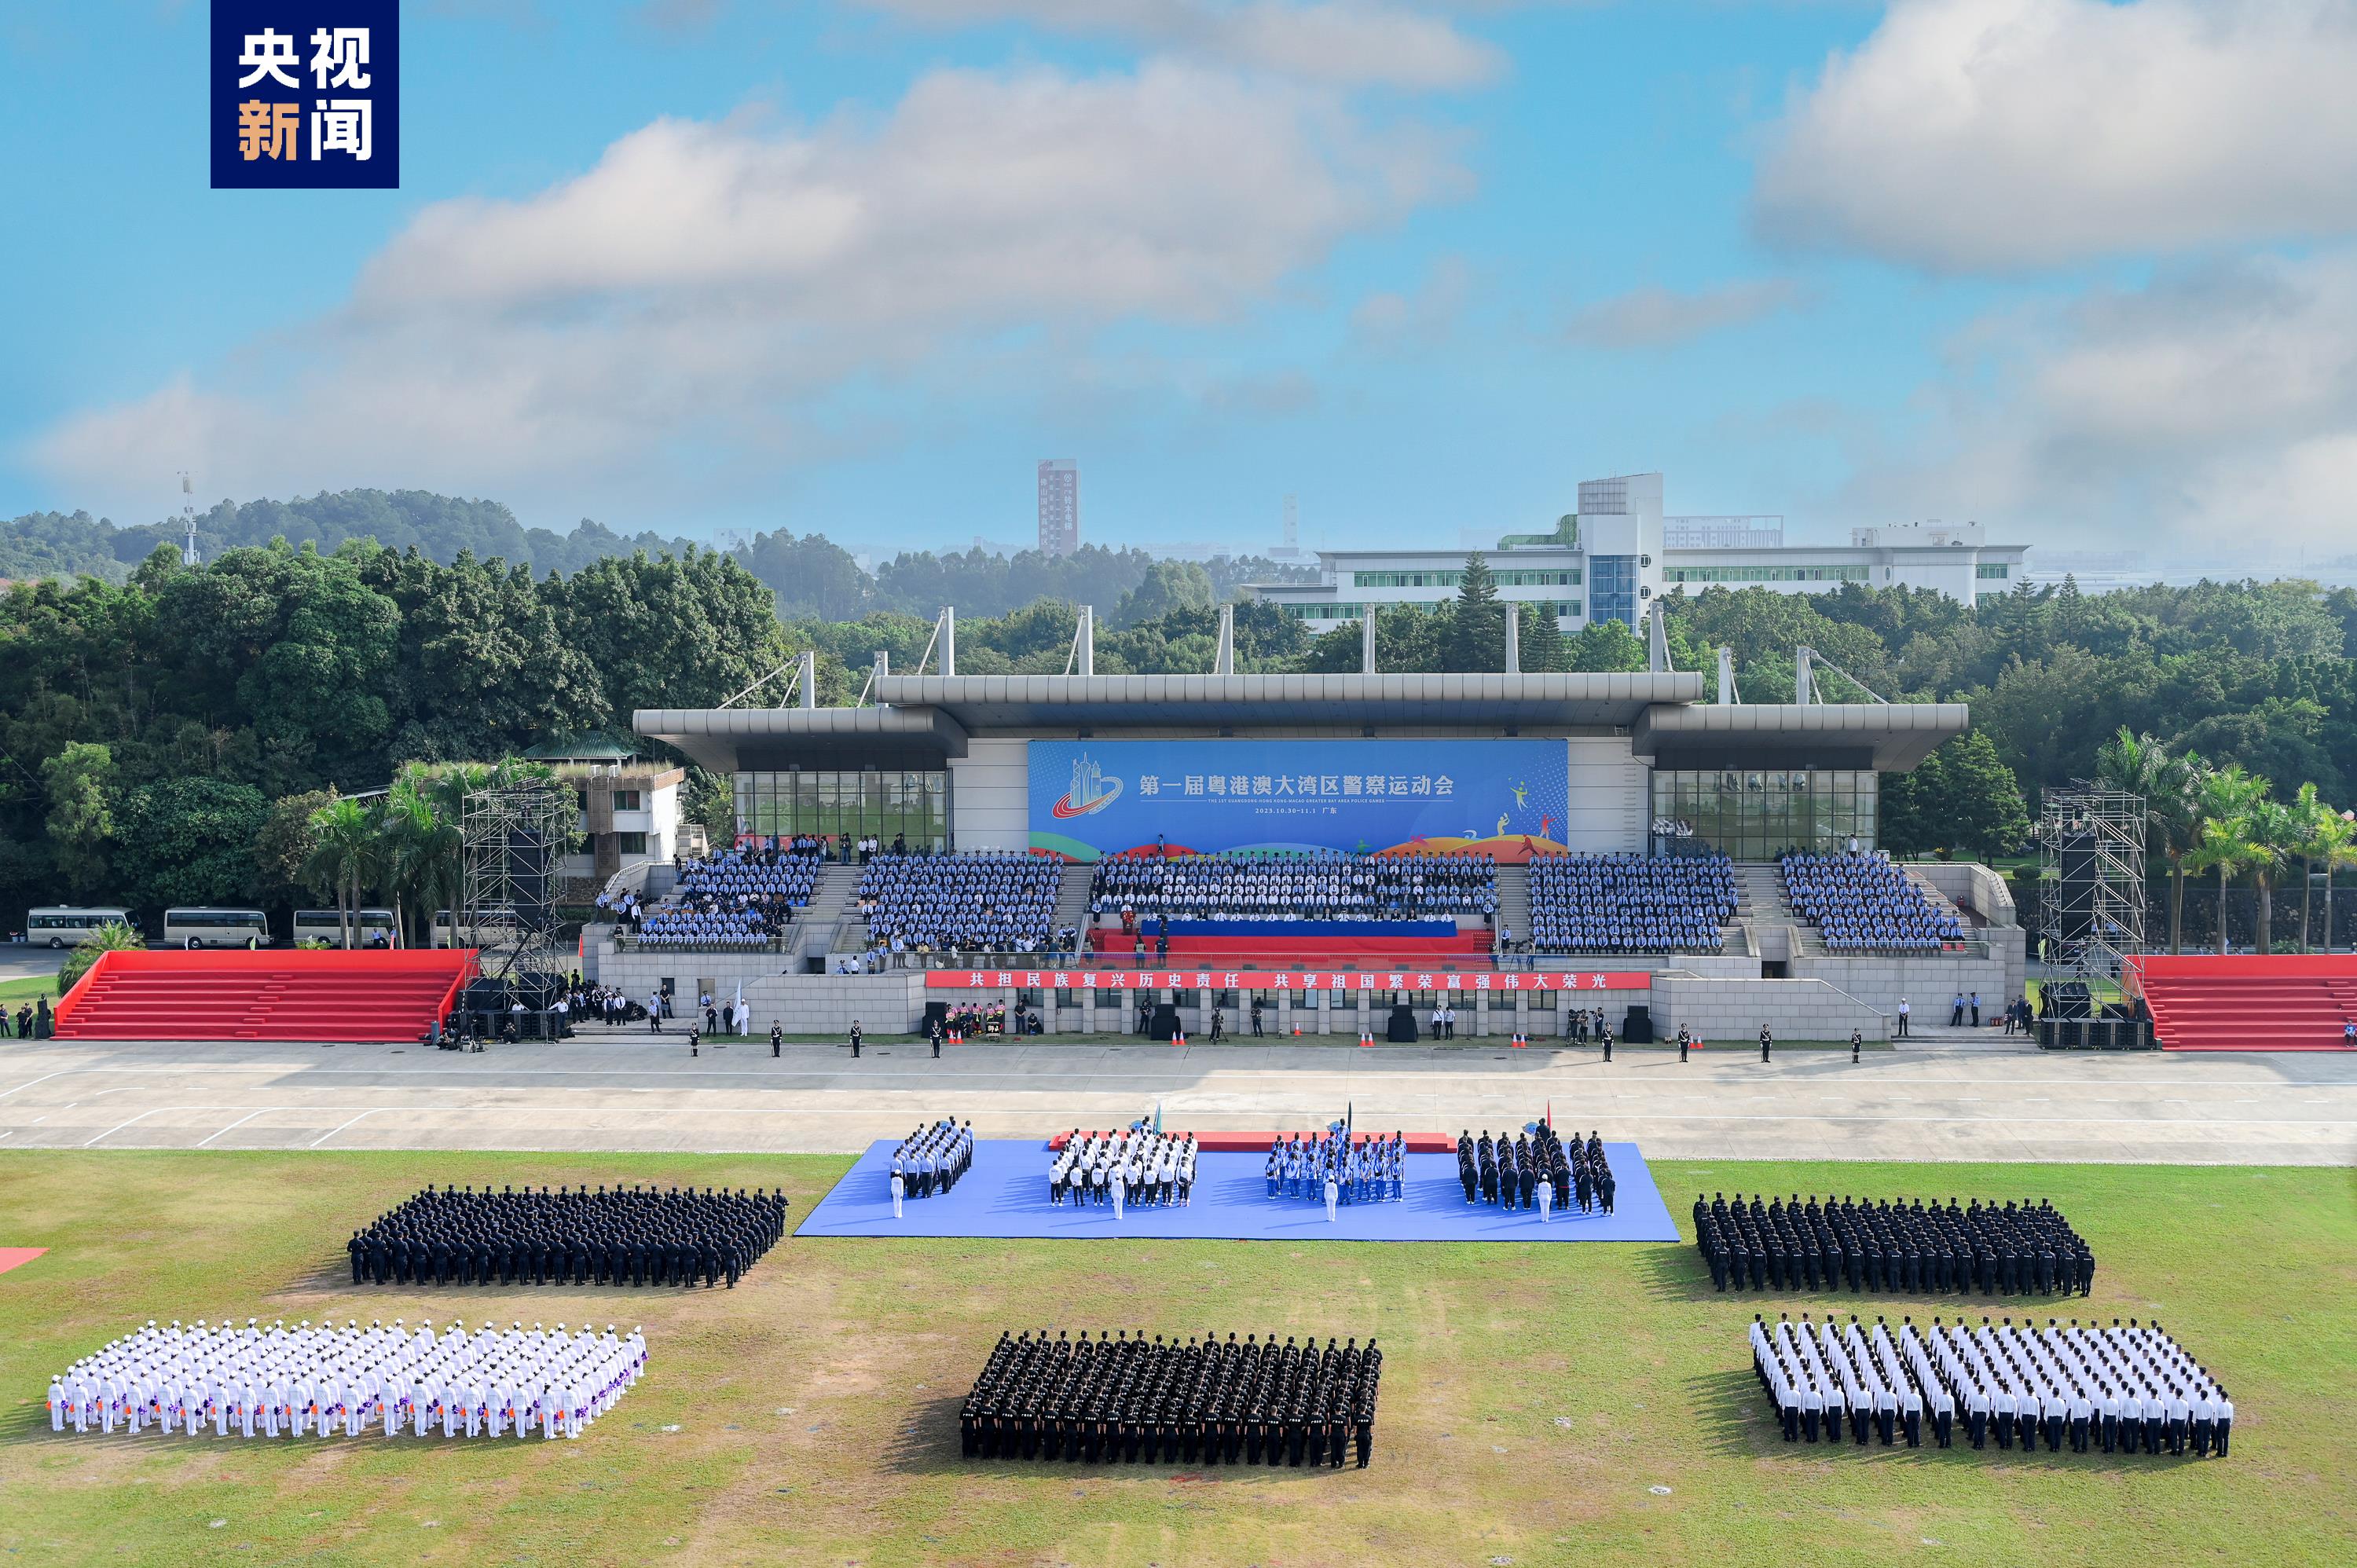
[382,768,462,948]
[2096,727,2202,953]
[2317,807,2357,954]
[303,796,384,949]
[2287,782,2336,951]
[2185,765,2266,954]
[2242,798,2304,955]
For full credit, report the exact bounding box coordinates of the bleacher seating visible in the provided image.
[629,847,823,950]
[1089,850,1495,922]
[53,950,473,1043]
[1779,852,1965,953]
[859,852,1060,954]
[1526,853,1736,954]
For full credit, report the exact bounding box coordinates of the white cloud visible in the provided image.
[1562,277,1803,349]
[1842,251,2357,552]
[1348,255,1472,349]
[1752,0,2357,272]
[857,0,1505,90]
[32,63,1464,518]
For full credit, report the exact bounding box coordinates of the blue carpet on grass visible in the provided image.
[796,1139,1678,1242]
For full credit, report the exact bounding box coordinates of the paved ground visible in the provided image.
[3,1030,2354,1163]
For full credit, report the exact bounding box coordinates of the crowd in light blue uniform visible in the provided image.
[1263,1133,1405,1205]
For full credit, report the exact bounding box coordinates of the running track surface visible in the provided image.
[0,1247,48,1276]
[795,1140,1678,1242]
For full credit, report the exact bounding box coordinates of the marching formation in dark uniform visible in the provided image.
[348,1185,790,1290]
[959,1329,1383,1467]
[1695,1193,2095,1296]
[1457,1126,1615,1216]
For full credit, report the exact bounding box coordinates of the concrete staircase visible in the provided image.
[802,861,865,960]
[1053,863,1094,945]
[1734,863,1821,956]
[1494,864,1531,947]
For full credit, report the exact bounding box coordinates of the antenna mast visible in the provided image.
[178,473,200,566]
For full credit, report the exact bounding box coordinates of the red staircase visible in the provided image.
[2125,954,2357,1052]
[52,949,476,1043]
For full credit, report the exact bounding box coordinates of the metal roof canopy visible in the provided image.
[1632,702,1967,771]
[637,677,1965,773]
[869,671,1702,729]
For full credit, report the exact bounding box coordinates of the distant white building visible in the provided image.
[1244,473,2029,632]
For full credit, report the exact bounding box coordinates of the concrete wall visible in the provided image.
[1789,951,2013,1016]
[1565,738,1648,852]
[1652,975,1889,1042]
[1909,862,2019,927]
[950,738,1029,850]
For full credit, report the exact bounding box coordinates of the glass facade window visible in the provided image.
[733,769,950,850]
[1589,555,1639,628]
[1976,563,2010,580]
[1662,564,1870,585]
[1649,768,1879,859]
[1278,602,1369,621]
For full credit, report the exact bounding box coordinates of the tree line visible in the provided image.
[0,489,1316,620]
[8,521,2357,950]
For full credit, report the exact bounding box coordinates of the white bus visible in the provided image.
[431,907,522,947]
[162,907,272,949]
[291,907,398,947]
[27,907,136,949]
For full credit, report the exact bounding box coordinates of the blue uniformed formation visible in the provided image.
[627,848,823,948]
[348,1185,789,1289]
[1090,850,1497,921]
[1695,1194,2095,1295]
[1779,852,1967,953]
[1263,1132,1404,1204]
[960,1329,1384,1467]
[1457,1125,1615,1214]
[1754,1313,2231,1458]
[857,852,1060,954]
[889,1119,975,1199]
[1526,853,1737,953]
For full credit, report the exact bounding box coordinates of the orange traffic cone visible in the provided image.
[1358,1029,1374,1049]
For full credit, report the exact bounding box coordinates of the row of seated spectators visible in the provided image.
[858,851,1061,954]
[1780,852,1966,953]
[629,848,823,950]
[1089,850,1496,923]
[1525,852,1737,954]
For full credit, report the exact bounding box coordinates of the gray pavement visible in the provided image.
[2,1032,2354,1164]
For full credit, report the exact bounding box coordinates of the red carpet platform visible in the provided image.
[1049,1130,1456,1153]
[52,949,477,1043]
[2124,954,2357,1052]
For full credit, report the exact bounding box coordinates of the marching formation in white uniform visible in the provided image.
[1049,1130,1199,1216]
[1753,1313,2232,1457]
[45,1318,647,1442]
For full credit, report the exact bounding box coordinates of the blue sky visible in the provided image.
[5,1,2355,562]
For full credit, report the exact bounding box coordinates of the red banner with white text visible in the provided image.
[921,968,1649,993]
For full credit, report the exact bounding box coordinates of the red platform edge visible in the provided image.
[0,1247,48,1277]
[1047,1130,1456,1153]
[2122,953,2357,1052]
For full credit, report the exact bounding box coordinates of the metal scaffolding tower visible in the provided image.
[2036,785,2147,979]
[460,779,575,983]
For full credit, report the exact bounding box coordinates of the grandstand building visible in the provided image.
[619,659,2023,1042]
[1246,473,2029,632]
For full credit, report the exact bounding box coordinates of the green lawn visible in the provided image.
[1,1152,2350,1566]
[0,974,60,1003]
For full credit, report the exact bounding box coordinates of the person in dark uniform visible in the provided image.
[1850,1028,1862,1063]
[772,1023,783,1057]
[1759,1024,1772,1063]
[849,1020,863,1058]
